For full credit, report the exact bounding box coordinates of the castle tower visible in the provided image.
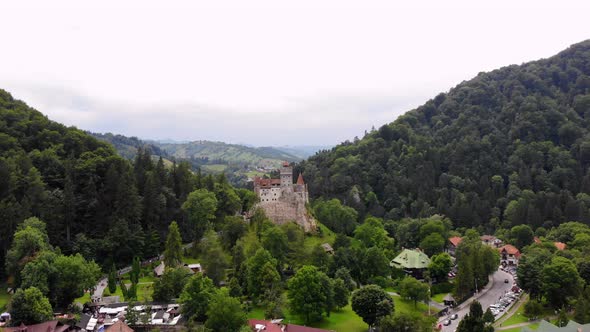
[280,162,293,187]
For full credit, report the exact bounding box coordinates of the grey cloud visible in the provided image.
[2,81,427,146]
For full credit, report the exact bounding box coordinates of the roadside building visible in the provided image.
[390,248,431,279]
[498,244,521,266]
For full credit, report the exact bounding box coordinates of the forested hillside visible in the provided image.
[301,40,590,231]
[0,90,251,278]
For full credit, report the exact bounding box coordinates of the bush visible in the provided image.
[432,281,454,295]
[370,276,394,289]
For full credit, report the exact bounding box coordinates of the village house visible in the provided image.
[154,262,202,277]
[533,237,567,251]
[248,319,335,332]
[480,235,503,248]
[4,321,71,332]
[498,244,521,266]
[447,236,462,257]
[390,248,431,279]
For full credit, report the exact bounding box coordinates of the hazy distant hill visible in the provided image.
[274,145,333,159]
[90,132,167,160]
[153,140,301,166]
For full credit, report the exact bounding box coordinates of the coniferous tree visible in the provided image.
[164,221,183,268]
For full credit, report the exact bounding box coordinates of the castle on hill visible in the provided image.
[252,162,316,232]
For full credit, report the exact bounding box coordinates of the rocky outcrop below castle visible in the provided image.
[255,191,317,232]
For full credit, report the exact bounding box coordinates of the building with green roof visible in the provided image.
[522,320,590,331]
[390,248,431,279]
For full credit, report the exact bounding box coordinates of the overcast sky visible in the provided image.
[1,1,589,146]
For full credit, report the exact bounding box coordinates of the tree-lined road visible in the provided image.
[439,269,514,332]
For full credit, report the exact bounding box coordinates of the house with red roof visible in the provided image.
[447,236,463,256]
[4,321,71,332]
[498,244,521,266]
[247,319,334,332]
[533,237,567,251]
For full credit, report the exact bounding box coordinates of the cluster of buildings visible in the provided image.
[2,320,134,332]
[251,163,317,232]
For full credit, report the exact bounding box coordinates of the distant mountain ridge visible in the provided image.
[89,132,167,160]
[154,140,301,166]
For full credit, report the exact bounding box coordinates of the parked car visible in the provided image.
[443,320,451,326]
[450,314,458,320]
[504,278,509,283]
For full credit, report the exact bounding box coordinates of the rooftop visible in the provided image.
[499,244,521,257]
[449,236,462,247]
[390,249,431,269]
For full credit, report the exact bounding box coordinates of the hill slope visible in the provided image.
[89,132,168,160]
[0,90,211,276]
[154,140,301,168]
[301,40,590,231]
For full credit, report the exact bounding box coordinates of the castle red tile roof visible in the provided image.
[449,236,463,247]
[247,320,334,332]
[296,173,305,185]
[253,177,282,188]
[554,242,566,251]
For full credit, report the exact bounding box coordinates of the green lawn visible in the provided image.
[202,164,228,173]
[501,322,539,332]
[431,293,446,303]
[248,304,367,332]
[0,286,11,311]
[392,294,437,315]
[74,291,91,304]
[303,223,336,255]
[498,300,528,327]
[246,291,435,332]
[102,282,154,302]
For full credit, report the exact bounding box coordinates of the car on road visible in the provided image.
[450,314,458,320]
[443,320,451,326]
[504,278,509,283]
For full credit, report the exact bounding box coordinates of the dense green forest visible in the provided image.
[301,40,590,231]
[0,90,252,278]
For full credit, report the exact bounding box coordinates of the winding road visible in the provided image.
[438,269,515,332]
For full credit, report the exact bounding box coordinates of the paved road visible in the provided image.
[91,242,194,301]
[438,269,514,332]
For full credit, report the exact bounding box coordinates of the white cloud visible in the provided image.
[1,0,589,145]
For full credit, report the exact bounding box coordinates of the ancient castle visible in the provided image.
[252,162,317,232]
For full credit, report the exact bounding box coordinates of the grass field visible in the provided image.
[74,291,92,304]
[246,290,436,332]
[201,164,228,173]
[498,300,529,327]
[103,282,154,302]
[501,322,539,331]
[303,223,336,255]
[248,304,367,332]
[431,293,446,303]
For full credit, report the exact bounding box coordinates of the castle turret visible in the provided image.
[280,162,292,187]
